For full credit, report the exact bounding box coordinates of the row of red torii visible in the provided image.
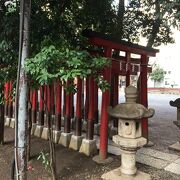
[4,30,159,160]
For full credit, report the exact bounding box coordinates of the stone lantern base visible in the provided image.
[101,168,151,180]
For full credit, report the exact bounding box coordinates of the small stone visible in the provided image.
[59,132,72,147]
[10,118,15,128]
[53,130,61,144]
[79,139,98,156]
[5,117,11,127]
[34,125,43,138]
[69,135,84,151]
[41,127,49,140]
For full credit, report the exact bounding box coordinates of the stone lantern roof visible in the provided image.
[169,98,180,108]
[108,85,154,120]
[108,104,154,120]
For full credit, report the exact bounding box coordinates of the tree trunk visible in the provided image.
[147,0,161,48]
[117,0,125,39]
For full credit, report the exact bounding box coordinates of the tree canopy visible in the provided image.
[0,0,179,87]
[150,66,165,82]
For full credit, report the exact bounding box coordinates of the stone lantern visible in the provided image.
[102,85,154,180]
[169,98,180,151]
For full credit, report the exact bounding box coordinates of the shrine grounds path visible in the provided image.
[148,93,180,154]
[0,93,180,179]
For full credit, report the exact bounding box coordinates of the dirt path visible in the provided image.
[0,127,180,180]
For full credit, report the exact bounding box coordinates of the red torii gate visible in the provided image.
[3,30,159,161]
[82,29,159,159]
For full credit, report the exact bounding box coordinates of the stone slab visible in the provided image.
[174,158,180,165]
[34,125,43,138]
[41,127,49,140]
[102,168,151,180]
[53,130,61,144]
[69,135,84,151]
[5,117,11,127]
[10,118,15,128]
[31,123,37,135]
[136,153,169,169]
[164,163,180,175]
[138,148,179,162]
[95,136,180,172]
[169,142,180,152]
[59,132,72,147]
[79,139,98,156]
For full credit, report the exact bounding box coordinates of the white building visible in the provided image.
[148,30,180,88]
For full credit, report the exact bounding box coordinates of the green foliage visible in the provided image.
[0,0,179,102]
[150,67,165,82]
[4,0,17,14]
[25,44,111,92]
[37,151,50,171]
[124,0,180,46]
[0,1,19,103]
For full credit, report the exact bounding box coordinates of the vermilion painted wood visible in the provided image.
[39,86,44,126]
[51,82,55,115]
[32,90,37,110]
[47,85,51,128]
[55,80,62,131]
[65,86,70,117]
[140,55,148,139]
[31,89,37,123]
[39,86,43,111]
[75,78,82,136]
[30,89,32,106]
[44,85,47,109]
[94,82,99,124]
[43,85,48,126]
[85,78,89,120]
[111,74,119,128]
[88,76,95,120]
[47,85,51,113]
[87,76,95,140]
[63,88,66,116]
[126,52,131,87]
[56,80,62,114]
[64,81,71,133]
[70,91,74,118]
[113,75,119,106]
[76,78,82,118]
[4,82,9,116]
[4,82,9,102]
[8,81,13,118]
[99,47,112,160]
[89,37,157,56]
